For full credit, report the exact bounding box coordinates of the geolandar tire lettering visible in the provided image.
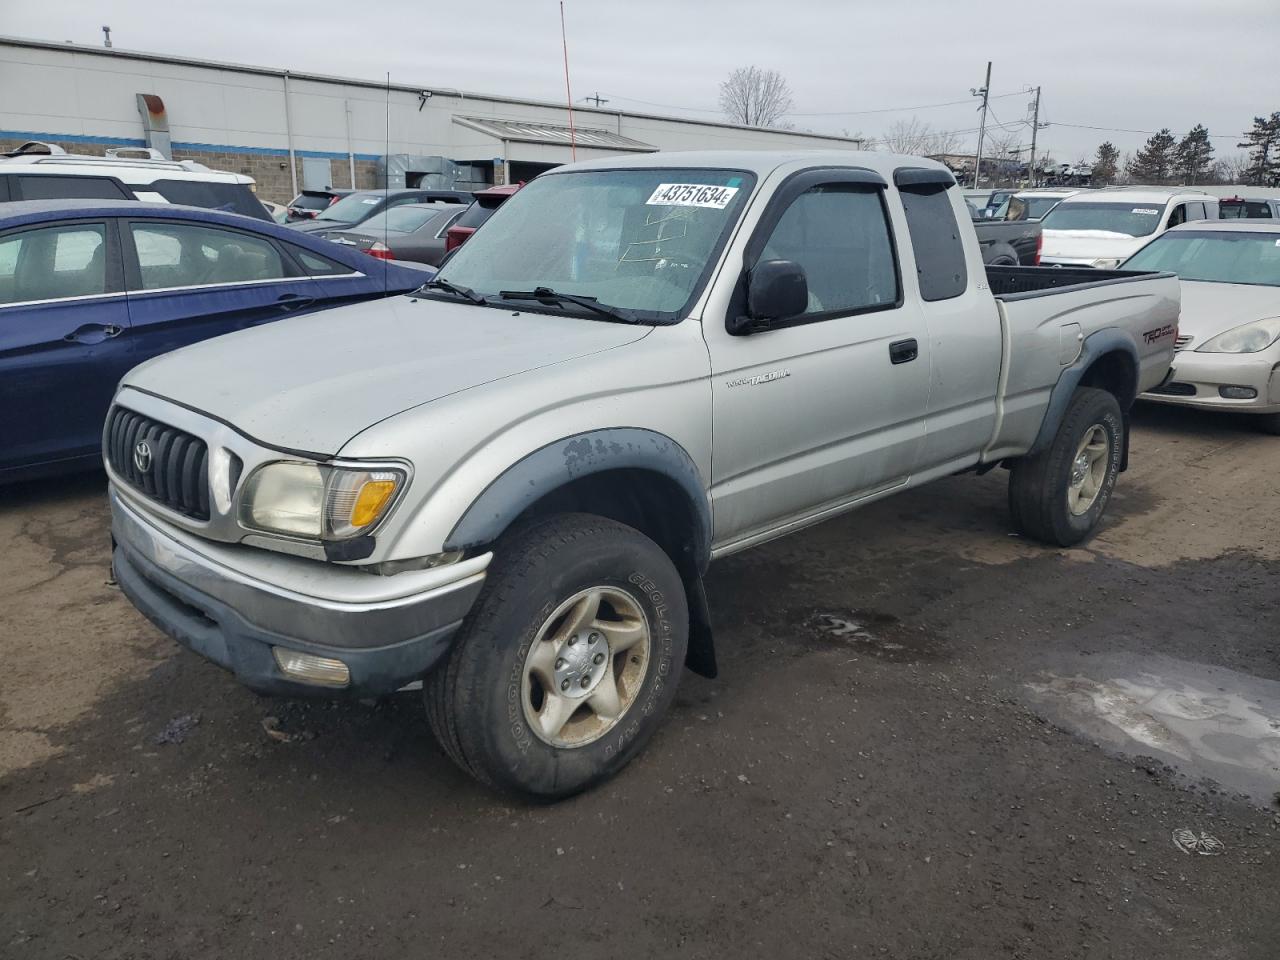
[425,513,689,800]
[1007,386,1124,548]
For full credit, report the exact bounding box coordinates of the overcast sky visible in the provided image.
[6,0,1277,163]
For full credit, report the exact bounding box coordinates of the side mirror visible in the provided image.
[730,259,807,334]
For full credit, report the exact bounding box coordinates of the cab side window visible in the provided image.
[0,223,108,305]
[129,222,286,289]
[756,185,898,319]
[1167,204,1187,228]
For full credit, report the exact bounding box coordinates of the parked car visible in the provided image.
[443,183,522,253]
[313,201,466,266]
[289,188,472,234]
[285,188,351,221]
[967,200,1042,265]
[0,199,427,482]
[1219,196,1280,219]
[105,150,1177,799]
[1129,220,1280,433]
[1040,187,1219,268]
[0,141,270,221]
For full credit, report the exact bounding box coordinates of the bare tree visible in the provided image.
[718,66,794,128]
[881,118,961,156]
[1216,152,1251,184]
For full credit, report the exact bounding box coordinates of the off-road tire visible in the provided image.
[425,513,688,800]
[1008,387,1124,547]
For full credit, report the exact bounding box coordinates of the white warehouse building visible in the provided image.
[0,35,866,203]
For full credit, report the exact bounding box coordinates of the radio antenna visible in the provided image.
[559,2,577,161]
[384,70,390,296]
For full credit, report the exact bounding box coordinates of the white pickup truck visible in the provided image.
[106,151,1178,798]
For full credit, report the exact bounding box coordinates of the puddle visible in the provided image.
[808,610,944,663]
[1026,654,1280,806]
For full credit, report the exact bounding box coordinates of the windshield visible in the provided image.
[1041,201,1166,237]
[1123,231,1280,286]
[437,168,755,318]
[357,206,443,234]
[316,192,383,223]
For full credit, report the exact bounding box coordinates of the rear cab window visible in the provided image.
[895,169,967,302]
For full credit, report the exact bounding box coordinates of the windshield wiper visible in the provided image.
[498,287,638,324]
[421,278,486,305]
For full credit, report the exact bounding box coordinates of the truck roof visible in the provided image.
[555,149,953,180]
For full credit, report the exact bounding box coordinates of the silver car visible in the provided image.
[1131,220,1280,433]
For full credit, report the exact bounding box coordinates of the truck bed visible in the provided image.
[985,265,1167,299]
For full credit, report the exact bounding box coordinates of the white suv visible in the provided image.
[1039,187,1219,269]
[0,142,269,221]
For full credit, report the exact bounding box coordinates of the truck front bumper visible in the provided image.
[110,488,489,698]
[1142,350,1280,415]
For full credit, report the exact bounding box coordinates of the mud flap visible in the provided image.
[684,575,717,678]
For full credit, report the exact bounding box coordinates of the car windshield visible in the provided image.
[1041,201,1166,237]
[315,192,383,222]
[357,206,443,234]
[1220,201,1273,219]
[436,168,755,319]
[1123,231,1280,286]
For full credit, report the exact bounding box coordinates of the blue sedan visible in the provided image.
[0,200,430,482]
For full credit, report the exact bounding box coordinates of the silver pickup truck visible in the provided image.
[106,151,1178,798]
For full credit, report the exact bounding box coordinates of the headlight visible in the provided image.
[239,461,407,540]
[1197,318,1280,354]
[1091,258,1121,270]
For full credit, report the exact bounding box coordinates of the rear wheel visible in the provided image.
[425,513,688,799]
[1008,387,1124,547]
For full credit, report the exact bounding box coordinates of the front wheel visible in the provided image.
[425,513,688,799]
[1008,387,1124,547]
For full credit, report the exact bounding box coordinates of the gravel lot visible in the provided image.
[2,402,1278,959]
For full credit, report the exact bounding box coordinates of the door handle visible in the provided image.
[889,338,918,364]
[63,323,123,344]
[275,293,316,312]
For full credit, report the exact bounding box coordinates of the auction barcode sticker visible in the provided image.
[647,183,739,209]
[1131,208,1160,215]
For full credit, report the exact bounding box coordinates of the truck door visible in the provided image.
[702,169,931,546]
[893,172,1004,473]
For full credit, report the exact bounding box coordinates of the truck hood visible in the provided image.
[1041,230,1149,262]
[120,296,650,455]
[1177,281,1280,346]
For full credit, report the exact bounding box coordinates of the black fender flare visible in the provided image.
[444,428,717,678]
[1029,328,1139,459]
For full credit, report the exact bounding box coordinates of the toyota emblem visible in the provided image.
[133,440,153,473]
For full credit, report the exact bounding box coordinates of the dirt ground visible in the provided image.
[2,402,1278,959]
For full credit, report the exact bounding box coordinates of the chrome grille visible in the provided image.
[105,406,210,520]
[1174,334,1193,349]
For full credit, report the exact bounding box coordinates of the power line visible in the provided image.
[1047,120,1241,141]
[597,89,1030,119]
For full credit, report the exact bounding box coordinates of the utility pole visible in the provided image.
[581,92,609,107]
[1027,86,1043,187]
[971,61,991,189]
